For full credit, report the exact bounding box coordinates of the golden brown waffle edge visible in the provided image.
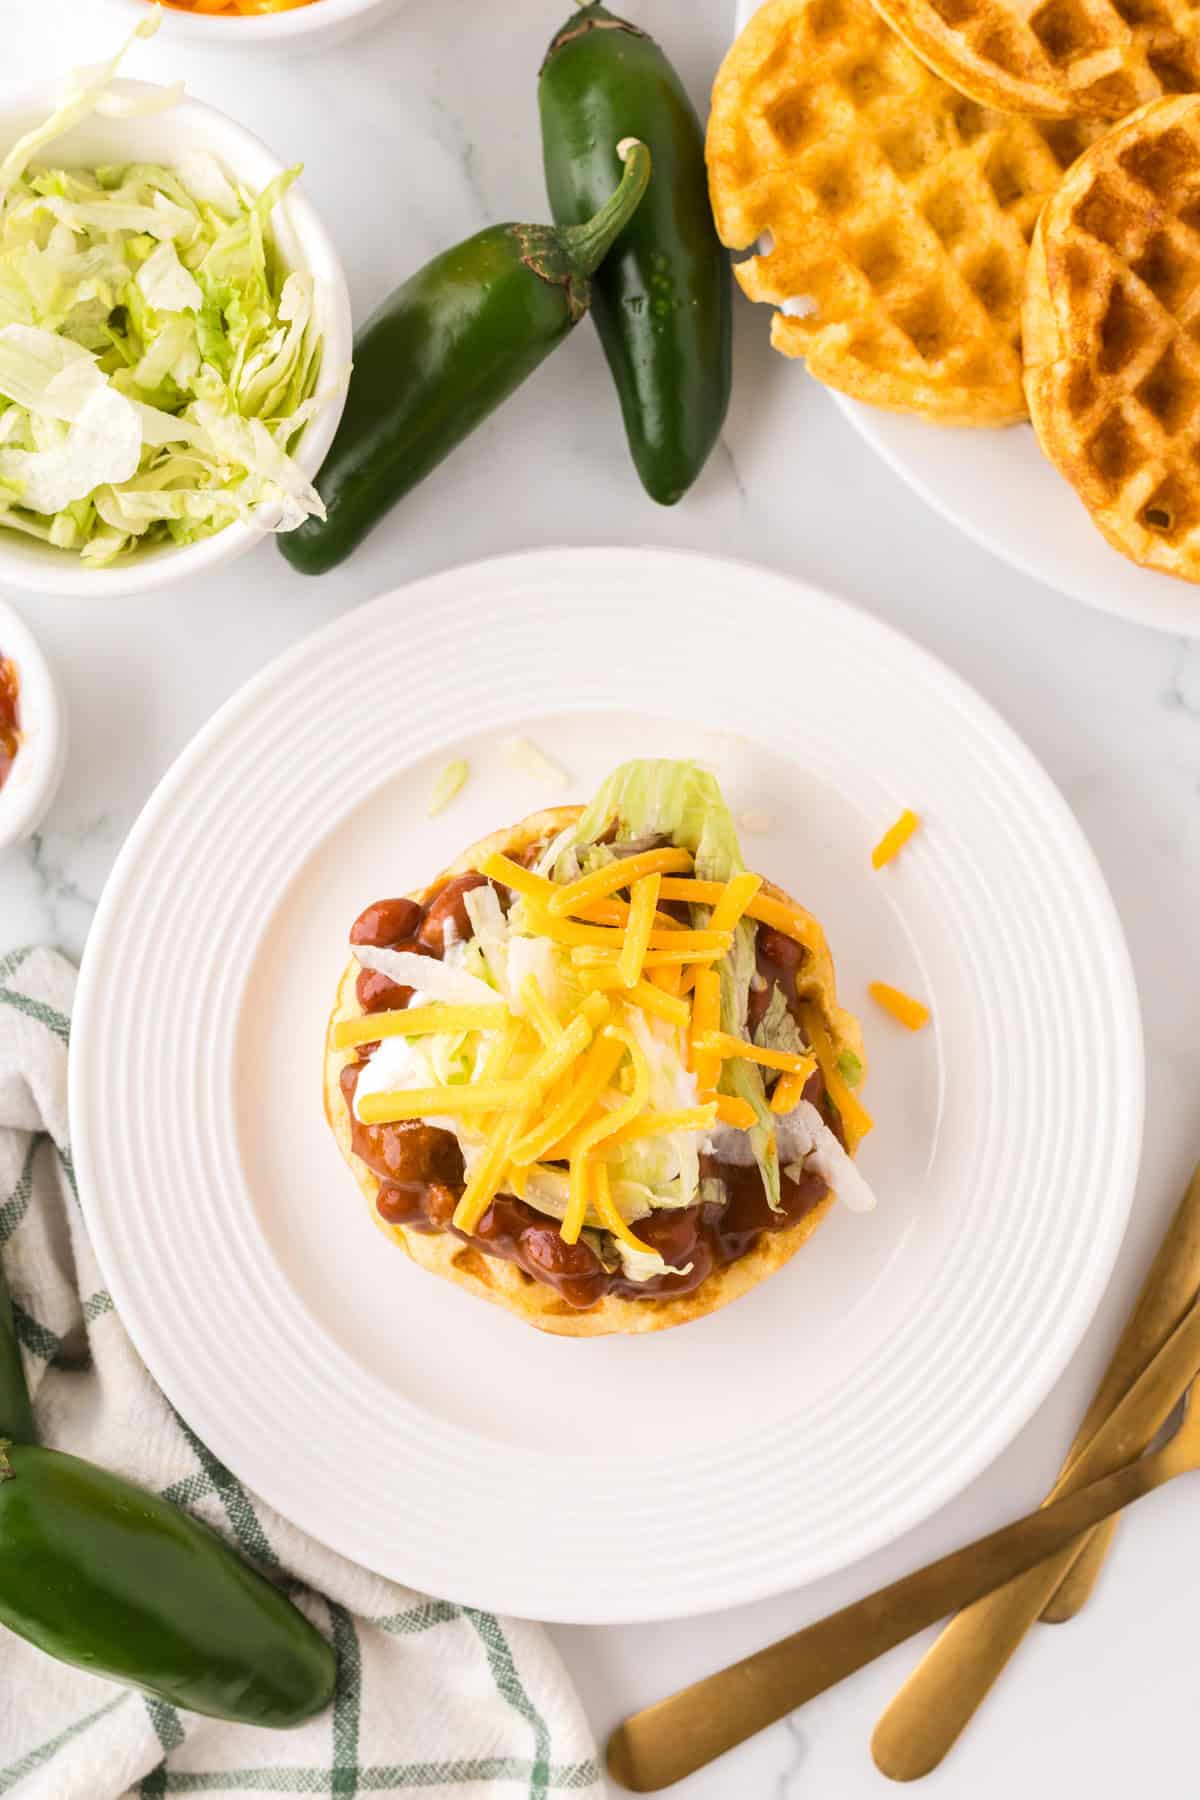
[1024,94,1200,581]
[865,0,1200,121]
[708,0,1102,425]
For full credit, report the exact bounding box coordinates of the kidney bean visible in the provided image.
[376,1183,425,1225]
[350,897,423,948]
[631,1205,701,1266]
[349,1112,465,1188]
[516,1222,610,1309]
[354,939,440,1014]
[758,925,803,968]
[356,968,414,1014]
[418,873,490,953]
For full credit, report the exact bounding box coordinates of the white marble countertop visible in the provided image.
[6,2,1200,1793]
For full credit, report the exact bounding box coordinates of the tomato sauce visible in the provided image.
[0,656,19,793]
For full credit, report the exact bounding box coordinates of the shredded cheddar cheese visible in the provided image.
[452,1118,521,1234]
[588,1164,651,1255]
[563,1026,651,1243]
[352,821,868,1255]
[713,1094,758,1129]
[590,1161,656,1257]
[871,809,920,870]
[547,846,693,916]
[571,944,726,970]
[333,1003,507,1048]
[803,1008,874,1142]
[869,981,930,1031]
[452,995,611,1233]
[574,896,683,929]
[478,851,557,904]
[658,879,825,954]
[770,1058,818,1114]
[708,871,763,936]
[694,1031,814,1075]
[359,1083,528,1124]
[509,1032,626,1167]
[650,961,683,996]
[689,969,723,1093]
[526,907,729,955]
[577,966,690,1027]
[519,974,562,1046]
[619,873,661,988]
[599,1105,718,1149]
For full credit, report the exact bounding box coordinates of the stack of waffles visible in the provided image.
[708,0,1200,580]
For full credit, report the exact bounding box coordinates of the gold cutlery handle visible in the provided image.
[870,1289,1200,1781]
[1041,1164,1200,1623]
[607,1449,1176,1792]
[1039,1520,1116,1624]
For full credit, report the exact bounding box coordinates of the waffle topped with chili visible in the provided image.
[325,760,875,1336]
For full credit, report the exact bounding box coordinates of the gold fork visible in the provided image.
[871,1162,1200,1779]
[607,1295,1200,1793]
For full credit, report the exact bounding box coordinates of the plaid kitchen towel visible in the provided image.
[0,947,604,1800]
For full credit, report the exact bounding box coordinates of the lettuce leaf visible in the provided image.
[541,758,745,882]
[753,984,809,1058]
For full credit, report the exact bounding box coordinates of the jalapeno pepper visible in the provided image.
[0,1255,34,1443]
[281,140,650,575]
[539,3,732,506]
[0,1439,336,1726]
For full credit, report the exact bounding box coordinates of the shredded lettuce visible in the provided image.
[753,985,810,1059]
[0,18,331,565]
[541,758,745,883]
[537,757,783,1210]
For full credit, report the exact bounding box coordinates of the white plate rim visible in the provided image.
[69,545,1145,1622]
[832,394,1200,637]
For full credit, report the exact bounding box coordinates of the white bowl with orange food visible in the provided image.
[0,600,68,850]
[105,0,402,50]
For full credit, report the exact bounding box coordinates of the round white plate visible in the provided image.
[833,397,1200,637]
[729,0,1200,637]
[71,547,1143,1623]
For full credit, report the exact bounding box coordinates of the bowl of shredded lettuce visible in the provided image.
[0,23,352,594]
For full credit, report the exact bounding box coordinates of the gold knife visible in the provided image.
[607,1291,1200,1793]
[871,1163,1200,1780]
[1043,1163,1200,1621]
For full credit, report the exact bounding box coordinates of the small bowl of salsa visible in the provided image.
[0,600,67,851]
[104,0,402,49]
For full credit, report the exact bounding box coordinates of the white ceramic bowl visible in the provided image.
[0,79,353,599]
[0,600,67,849]
[102,0,400,51]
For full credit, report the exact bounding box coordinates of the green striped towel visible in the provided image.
[0,947,604,1800]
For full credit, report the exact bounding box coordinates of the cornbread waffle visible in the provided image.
[869,0,1200,120]
[708,0,1100,424]
[325,807,865,1338]
[1025,95,1200,580]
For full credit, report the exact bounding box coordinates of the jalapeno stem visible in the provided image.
[560,139,650,279]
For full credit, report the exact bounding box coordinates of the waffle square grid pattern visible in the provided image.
[708,0,1101,423]
[1025,99,1200,577]
[868,0,1200,120]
